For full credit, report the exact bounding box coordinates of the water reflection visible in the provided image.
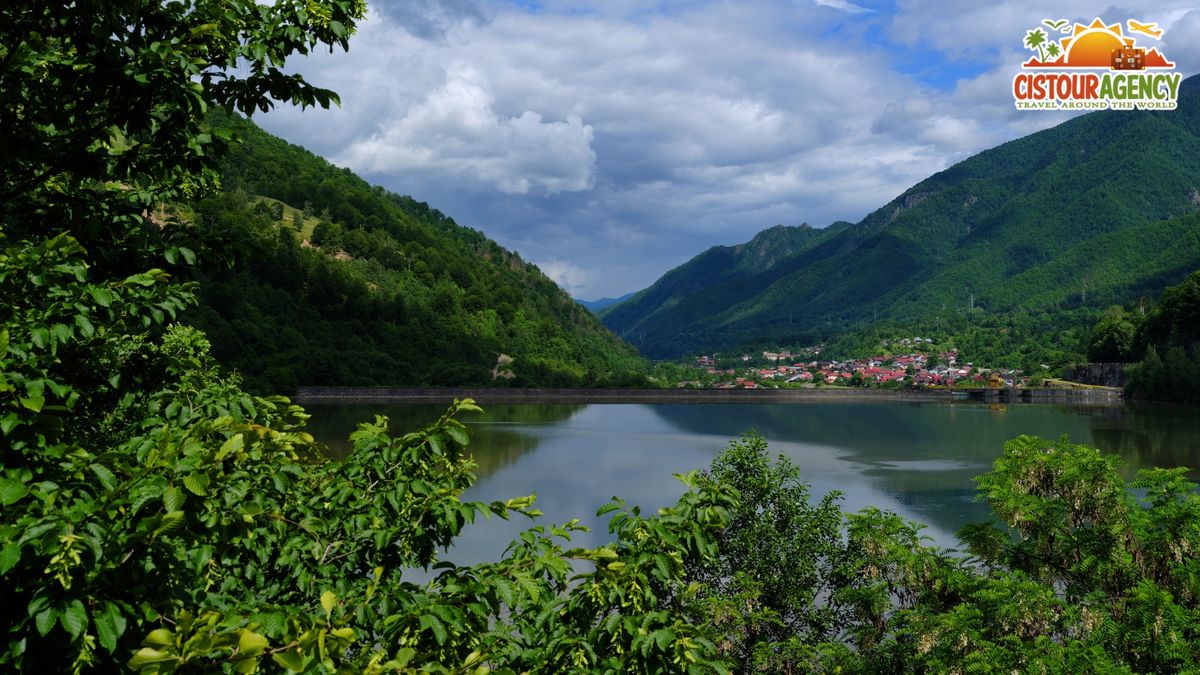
[305,403,584,478]
[303,400,1200,566]
[1082,404,1200,475]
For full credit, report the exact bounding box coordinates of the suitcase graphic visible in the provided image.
[1111,46,1145,70]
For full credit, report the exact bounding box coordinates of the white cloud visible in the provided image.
[337,62,596,195]
[813,0,874,13]
[252,0,1200,298]
[536,259,590,295]
[1161,9,1200,73]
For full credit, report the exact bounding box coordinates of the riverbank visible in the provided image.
[293,386,1123,405]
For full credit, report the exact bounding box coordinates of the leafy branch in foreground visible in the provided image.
[687,433,1200,673]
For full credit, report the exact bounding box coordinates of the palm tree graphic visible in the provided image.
[1024,28,1048,62]
[1045,41,1061,62]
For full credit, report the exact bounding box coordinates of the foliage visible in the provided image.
[1087,305,1140,362]
[687,434,845,671]
[1125,269,1200,401]
[0,0,362,263]
[0,2,715,672]
[688,433,1200,674]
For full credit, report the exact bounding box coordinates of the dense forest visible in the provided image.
[603,77,1200,360]
[1112,269,1200,401]
[184,113,647,392]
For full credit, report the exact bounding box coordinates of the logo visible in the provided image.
[1012,17,1181,111]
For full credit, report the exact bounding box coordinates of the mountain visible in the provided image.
[578,292,636,314]
[185,112,647,391]
[603,74,1200,359]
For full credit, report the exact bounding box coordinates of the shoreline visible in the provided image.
[293,386,1123,405]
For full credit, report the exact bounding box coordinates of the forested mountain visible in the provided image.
[604,74,1200,359]
[185,112,646,391]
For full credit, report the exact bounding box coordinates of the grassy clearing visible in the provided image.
[251,195,320,241]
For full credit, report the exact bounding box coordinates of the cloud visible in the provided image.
[338,63,596,195]
[536,259,590,295]
[367,0,488,38]
[813,0,874,13]
[1160,9,1200,73]
[253,1,1200,299]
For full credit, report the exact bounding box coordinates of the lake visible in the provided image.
[304,399,1200,565]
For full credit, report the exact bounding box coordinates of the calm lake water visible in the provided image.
[305,400,1200,564]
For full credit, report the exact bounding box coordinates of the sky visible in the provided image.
[255,0,1200,300]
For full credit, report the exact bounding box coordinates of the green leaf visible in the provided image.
[238,629,269,654]
[90,464,117,492]
[182,473,209,496]
[0,414,18,435]
[74,314,95,338]
[89,287,114,307]
[35,606,58,636]
[0,541,20,574]
[60,600,86,639]
[128,648,177,670]
[0,477,29,505]
[427,433,445,455]
[272,649,305,671]
[217,433,244,460]
[94,603,125,653]
[444,426,469,446]
[30,327,48,349]
[320,590,336,617]
[0,329,8,354]
[163,486,183,512]
[20,395,45,412]
[419,614,447,645]
[653,628,675,651]
[395,648,416,666]
[143,628,174,647]
[153,511,185,537]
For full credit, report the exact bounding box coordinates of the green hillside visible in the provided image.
[185,113,647,391]
[604,74,1200,359]
[1125,268,1200,401]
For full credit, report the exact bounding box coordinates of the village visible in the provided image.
[680,338,1031,390]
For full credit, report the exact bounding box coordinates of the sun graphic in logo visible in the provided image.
[1021,17,1175,69]
[1060,18,1131,67]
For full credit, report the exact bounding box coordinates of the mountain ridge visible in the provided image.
[603,73,1200,359]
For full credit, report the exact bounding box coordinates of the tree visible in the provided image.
[1023,28,1048,62]
[2,0,362,258]
[2,0,364,669]
[0,2,734,671]
[688,434,846,672]
[682,432,1200,673]
[1086,305,1137,362]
